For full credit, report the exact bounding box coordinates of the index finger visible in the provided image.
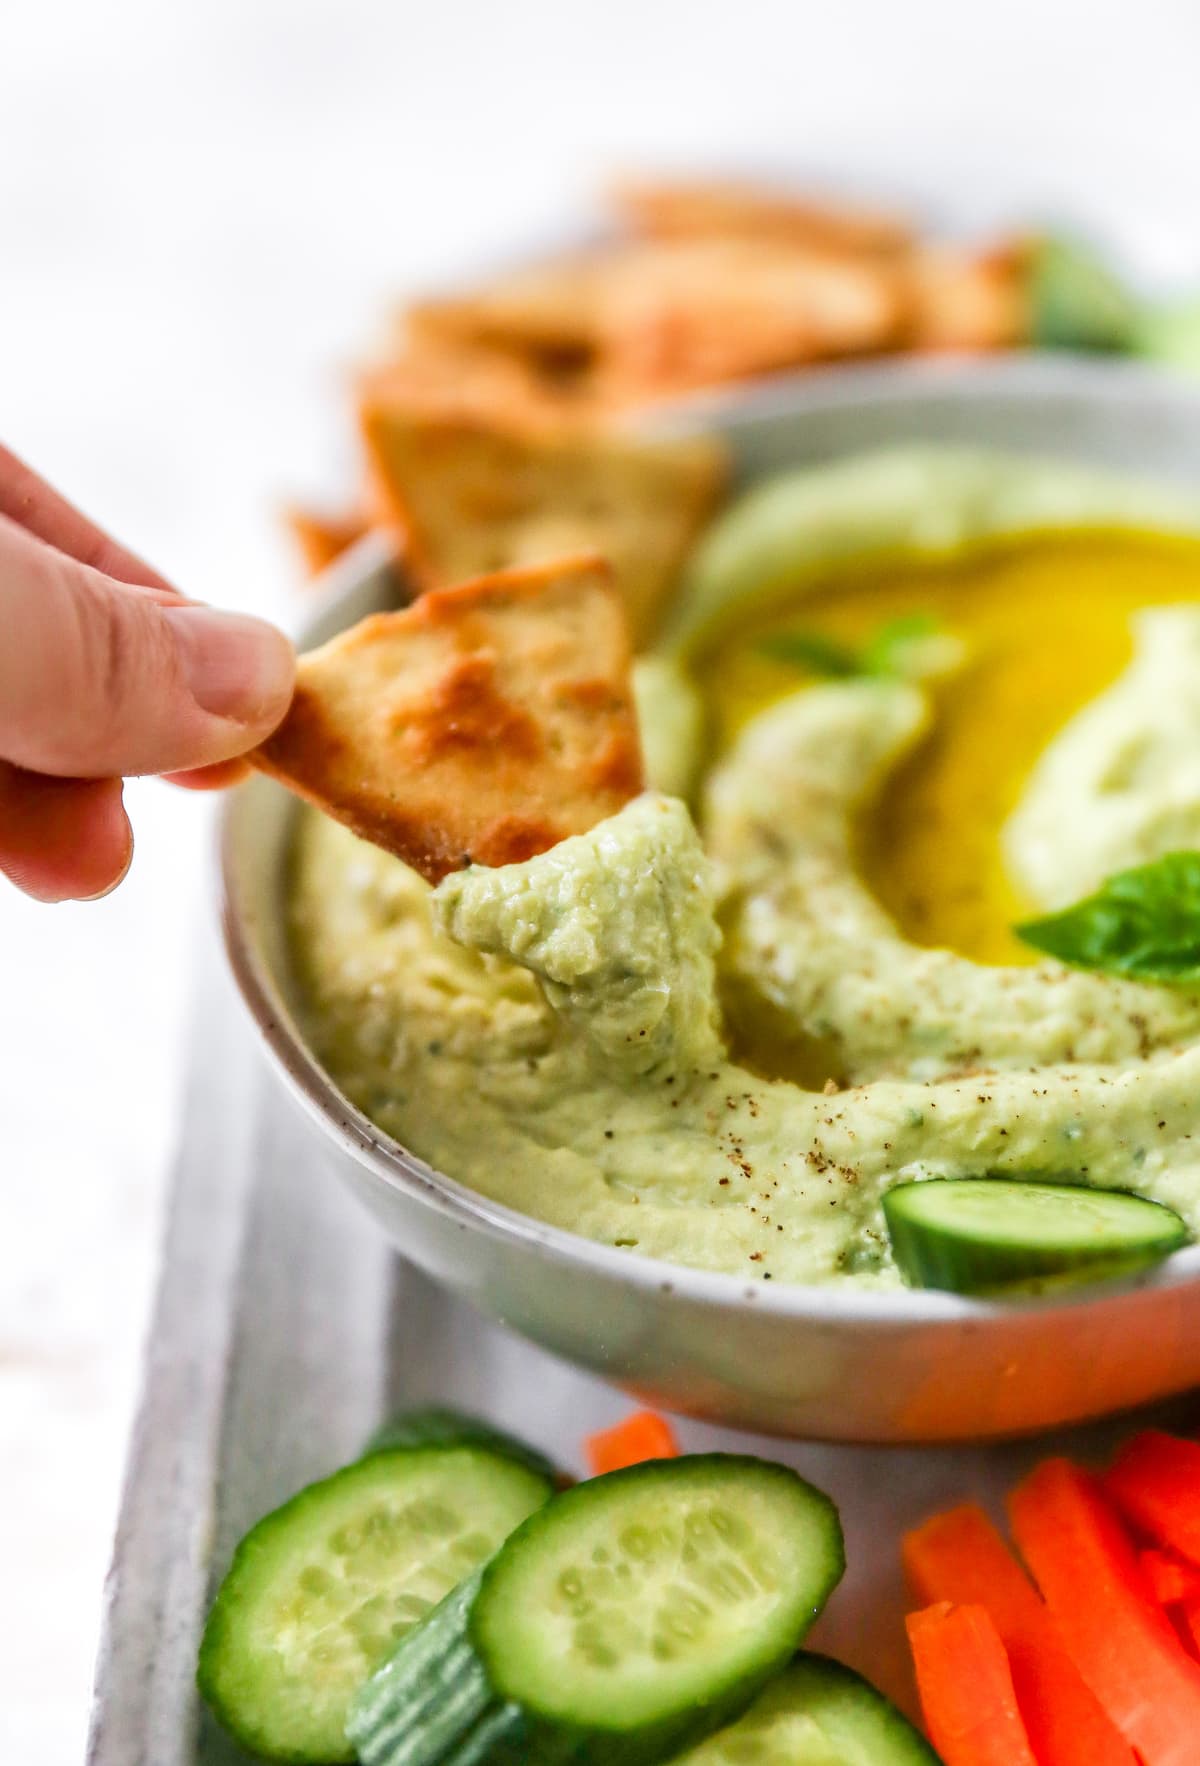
[0,442,182,596]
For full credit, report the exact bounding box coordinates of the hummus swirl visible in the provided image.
[705,679,1200,1083]
[1006,607,1200,910]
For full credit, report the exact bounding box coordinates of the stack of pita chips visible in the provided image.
[285,176,1029,581]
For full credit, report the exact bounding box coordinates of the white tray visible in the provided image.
[86,909,1200,1763]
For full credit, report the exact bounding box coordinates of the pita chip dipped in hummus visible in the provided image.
[252,552,644,883]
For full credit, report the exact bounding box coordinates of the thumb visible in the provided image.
[0,516,294,778]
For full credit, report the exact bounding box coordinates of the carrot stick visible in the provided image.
[906,1601,1038,1766]
[1107,1431,1200,1568]
[904,1503,1135,1765]
[1010,1457,1200,1765]
[584,1410,680,1476]
[1180,1597,1200,1660]
[1140,1548,1200,1608]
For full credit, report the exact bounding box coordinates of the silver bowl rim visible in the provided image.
[221,351,1200,1326]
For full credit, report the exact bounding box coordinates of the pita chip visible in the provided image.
[251,554,644,882]
[609,177,915,259]
[283,503,372,578]
[905,244,1031,353]
[406,236,904,405]
[588,236,905,401]
[360,398,727,647]
[361,337,595,428]
[405,254,609,377]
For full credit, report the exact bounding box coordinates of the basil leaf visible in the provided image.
[1029,234,1140,355]
[758,613,943,680]
[862,613,941,675]
[1016,852,1200,984]
[757,629,863,676]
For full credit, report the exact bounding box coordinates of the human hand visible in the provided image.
[0,445,295,901]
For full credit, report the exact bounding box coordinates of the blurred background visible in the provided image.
[4,1,1200,1757]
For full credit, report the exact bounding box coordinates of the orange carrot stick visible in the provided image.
[1010,1458,1200,1765]
[585,1410,680,1476]
[904,1503,1134,1765]
[1180,1596,1200,1660]
[1140,1548,1200,1609]
[1107,1431,1200,1568]
[906,1601,1038,1766]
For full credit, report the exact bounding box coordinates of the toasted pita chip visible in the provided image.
[283,503,372,577]
[408,237,904,405]
[609,177,914,259]
[590,237,905,400]
[905,243,1031,353]
[362,337,597,426]
[406,254,609,377]
[359,399,727,647]
[252,554,644,882]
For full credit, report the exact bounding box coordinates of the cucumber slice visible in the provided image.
[364,1406,561,1486]
[197,1446,552,1763]
[677,1653,937,1764]
[348,1454,845,1766]
[883,1177,1190,1295]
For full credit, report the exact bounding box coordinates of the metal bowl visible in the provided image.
[221,355,1200,1443]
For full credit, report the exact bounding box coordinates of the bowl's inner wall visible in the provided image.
[668,361,1200,487]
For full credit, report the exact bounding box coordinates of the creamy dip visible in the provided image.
[289,447,1200,1289]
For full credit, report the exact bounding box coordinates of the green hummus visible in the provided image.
[288,447,1200,1289]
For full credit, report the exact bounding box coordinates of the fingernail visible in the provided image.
[164,606,295,724]
[79,832,134,901]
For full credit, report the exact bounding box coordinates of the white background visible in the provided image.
[3,2,1200,1758]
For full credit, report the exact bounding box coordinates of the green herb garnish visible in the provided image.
[759,612,943,680]
[863,612,941,675]
[1016,852,1200,984]
[1029,234,1140,354]
[757,629,863,675]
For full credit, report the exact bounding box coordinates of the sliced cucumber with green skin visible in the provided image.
[347,1455,845,1766]
[197,1446,553,1764]
[364,1407,561,1486]
[676,1653,938,1764]
[883,1177,1190,1295]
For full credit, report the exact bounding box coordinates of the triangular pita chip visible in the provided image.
[359,399,726,647]
[252,554,644,882]
[406,255,609,368]
[608,177,914,259]
[362,341,591,428]
[283,502,371,577]
[589,237,904,401]
[904,244,1029,352]
[406,236,904,406]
